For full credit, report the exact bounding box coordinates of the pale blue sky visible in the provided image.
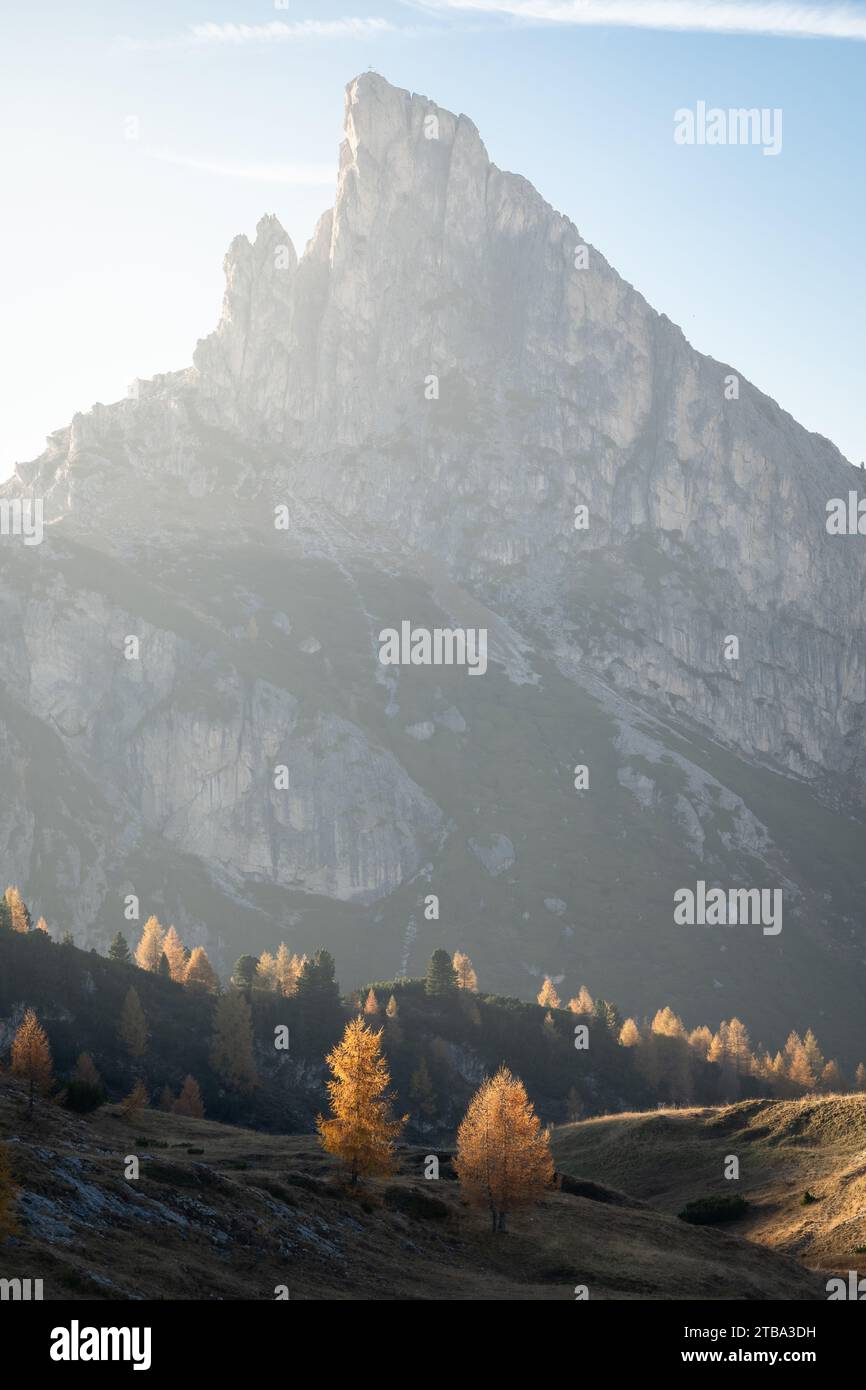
[1,0,864,473]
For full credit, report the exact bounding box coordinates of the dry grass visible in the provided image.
[0,1079,823,1300]
[552,1093,866,1275]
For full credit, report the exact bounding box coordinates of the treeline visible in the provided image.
[2,886,864,1134]
[533,977,860,1107]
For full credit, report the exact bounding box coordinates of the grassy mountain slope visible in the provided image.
[552,1094,866,1273]
[0,1083,823,1301]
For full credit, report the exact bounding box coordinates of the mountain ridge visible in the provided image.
[2,72,865,1061]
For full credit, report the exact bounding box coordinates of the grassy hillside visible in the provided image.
[0,1081,823,1301]
[552,1094,866,1273]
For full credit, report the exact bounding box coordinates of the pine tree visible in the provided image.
[162,926,187,982]
[455,1066,554,1232]
[317,1017,405,1185]
[296,948,342,1046]
[210,993,257,1092]
[363,988,380,1016]
[11,1010,53,1114]
[121,1079,149,1120]
[158,952,171,979]
[232,954,259,989]
[425,949,457,996]
[0,1142,19,1242]
[118,987,148,1060]
[453,950,479,992]
[60,931,74,947]
[537,977,561,1009]
[185,946,220,994]
[5,887,31,934]
[0,895,10,932]
[173,1075,205,1119]
[409,1055,437,1122]
[108,931,131,963]
[593,998,621,1035]
[135,915,165,973]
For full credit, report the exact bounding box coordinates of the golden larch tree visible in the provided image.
[210,992,257,1091]
[0,1142,19,1242]
[119,987,148,1060]
[317,1017,406,1186]
[455,1065,554,1232]
[185,946,220,994]
[537,977,560,1009]
[72,1052,103,1090]
[363,988,380,1016]
[161,925,187,982]
[688,1025,714,1059]
[275,943,305,996]
[651,1006,687,1039]
[255,949,279,990]
[453,950,479,992]
[173,1075,205,1118]
[121,1079,149,1120]
[135,915,165,973]
[5,887,31,934]
[11,1009,53,1114]
[567,985,595,1014]
[619,1017,641,1047]
[34,916,50,935]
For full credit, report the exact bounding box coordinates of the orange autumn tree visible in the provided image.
[537,977,560,1009]
[210,993,257,1092]
[455,1065,554,1232]
[161,926,187,982]
[173,1075,205,1119]
[453,950,479,993]
[11,1009,53,1115]
[185,946,220,995]
[317,1017,406,1186]
[134,915,165,973]
[118,987,148,1061]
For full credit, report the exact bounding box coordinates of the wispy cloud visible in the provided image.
[145,149,335,186]
[121,16,397,53]
[416,0,866,41]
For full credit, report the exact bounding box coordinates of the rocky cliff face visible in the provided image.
[189,73,866,787]
[2,74,865,1057]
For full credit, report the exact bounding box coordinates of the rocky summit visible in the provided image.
[2,73,865,1061]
